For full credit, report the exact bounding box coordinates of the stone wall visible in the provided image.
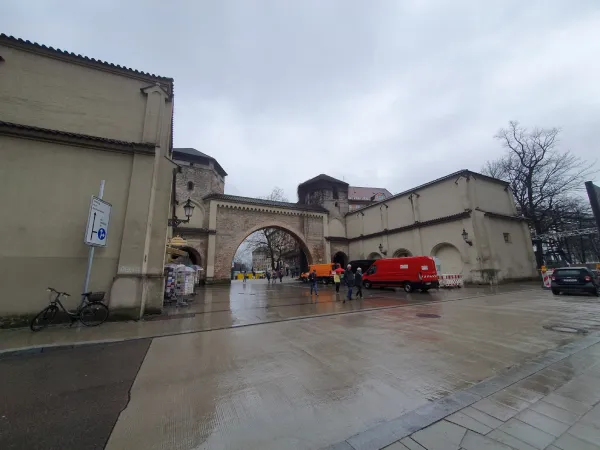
[211,204,326,280]
[175,165,224,206]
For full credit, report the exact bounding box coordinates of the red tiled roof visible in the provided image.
[348,186,392,201]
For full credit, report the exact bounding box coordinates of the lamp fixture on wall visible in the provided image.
[168,198,195,227]
[462,229,473,246]
[378,243,388,255]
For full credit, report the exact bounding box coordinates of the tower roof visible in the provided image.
[298,174,349,188]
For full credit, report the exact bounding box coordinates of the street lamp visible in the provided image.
[168,198,195,227]
[462,229,473,246]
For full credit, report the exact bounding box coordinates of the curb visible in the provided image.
[0,287,541,360]
[323,333,600,450]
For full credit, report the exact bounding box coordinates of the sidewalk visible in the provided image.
[329,335,600,450]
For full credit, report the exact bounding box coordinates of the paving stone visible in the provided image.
[529,400,582,425]
[472,398,520,421]
[487,429,539,450]
[382,441,410,450]
[569,423,600,446]
[490,390,532,413]
[323,443,355,450]
[345,418,405,450]
[446,411,493,435]
[411,420,467,450]
[497,418,555,449]
[515,409,570,436]
[503,384,546,403]
[553,432,600,450]
[579,403,600,429]
[460,406,504,429]
[399,437,427,450]
[460,430,514,450]
[465,375,517,398]
[555,377,600,406]
[543,393,592,416]
[545,446,563,450]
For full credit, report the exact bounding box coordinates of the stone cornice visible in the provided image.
[0,120,156,155]
[212,200,327,218]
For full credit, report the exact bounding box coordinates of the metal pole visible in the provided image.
[81,180,105,305]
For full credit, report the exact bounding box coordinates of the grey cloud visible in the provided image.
[2,0,599,200]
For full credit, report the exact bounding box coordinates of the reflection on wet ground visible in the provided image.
[0,280,540,352]
[104,282,600,450]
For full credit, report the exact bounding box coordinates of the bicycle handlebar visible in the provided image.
[47,287,70,297]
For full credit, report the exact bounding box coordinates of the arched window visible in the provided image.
[187,181,194,191]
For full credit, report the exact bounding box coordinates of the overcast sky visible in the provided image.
[3,0,599,200]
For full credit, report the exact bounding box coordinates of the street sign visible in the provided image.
[84,196,112,247]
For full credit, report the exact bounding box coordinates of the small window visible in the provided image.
[334,201,339,207]
[187,181,194,191]
[333,186,339,200]
[503,232,511,243]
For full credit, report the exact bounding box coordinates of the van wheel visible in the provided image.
[552,289,560,295]
[364,281,371,289]
[404,283,413,293]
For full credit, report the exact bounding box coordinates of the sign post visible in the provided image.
[81,181,111,304]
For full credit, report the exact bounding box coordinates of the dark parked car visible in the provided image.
[551,267,599,297]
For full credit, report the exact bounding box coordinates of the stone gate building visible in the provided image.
[172,148,537,284]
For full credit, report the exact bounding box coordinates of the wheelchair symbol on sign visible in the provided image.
[97,228,106,241]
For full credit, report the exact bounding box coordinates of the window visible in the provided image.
[367,265,377,275]
[187,181,194,191]
[333,186,339,200]
[503,232,512,243]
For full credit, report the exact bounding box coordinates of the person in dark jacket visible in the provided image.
[354,267,363,299]
[344,265,354,303]
[309,269,318,296]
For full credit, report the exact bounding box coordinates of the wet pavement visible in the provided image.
[0,280,540,353]
[104,284,599,450]
[0,339,150,450]
[2,281,600,450]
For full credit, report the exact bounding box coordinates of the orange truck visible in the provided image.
[301,263,341,284]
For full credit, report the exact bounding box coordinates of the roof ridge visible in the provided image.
[0,33,173,81]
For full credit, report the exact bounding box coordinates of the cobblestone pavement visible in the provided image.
[381,339,600,450]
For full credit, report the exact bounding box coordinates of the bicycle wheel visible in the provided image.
[79,302,109,327]
[30,305,59,332]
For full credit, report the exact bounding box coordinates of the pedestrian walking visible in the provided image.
[242,270,247,284]
[279,269,283,283]
[266,270,271,284]
[344,264,354,303]
[309,269,318,296]
[355,267,363,299]
[333,272,341,294]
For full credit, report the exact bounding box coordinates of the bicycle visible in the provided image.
[30,287,110,332]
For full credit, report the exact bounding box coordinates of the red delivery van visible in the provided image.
[362,256,439,292]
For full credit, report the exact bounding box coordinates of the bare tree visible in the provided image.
[245,187,301,270]
[483,121,596,267]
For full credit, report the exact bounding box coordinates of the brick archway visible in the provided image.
[204,197,329,281]
[230,222,314,271]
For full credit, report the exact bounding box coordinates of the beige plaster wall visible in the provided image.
[0,44,150,143]
[0,136,135,315]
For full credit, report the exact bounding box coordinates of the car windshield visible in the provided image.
[554,269,587,277]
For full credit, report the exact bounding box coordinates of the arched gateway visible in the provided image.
[171,148,537,288]
[203,194,328,280]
